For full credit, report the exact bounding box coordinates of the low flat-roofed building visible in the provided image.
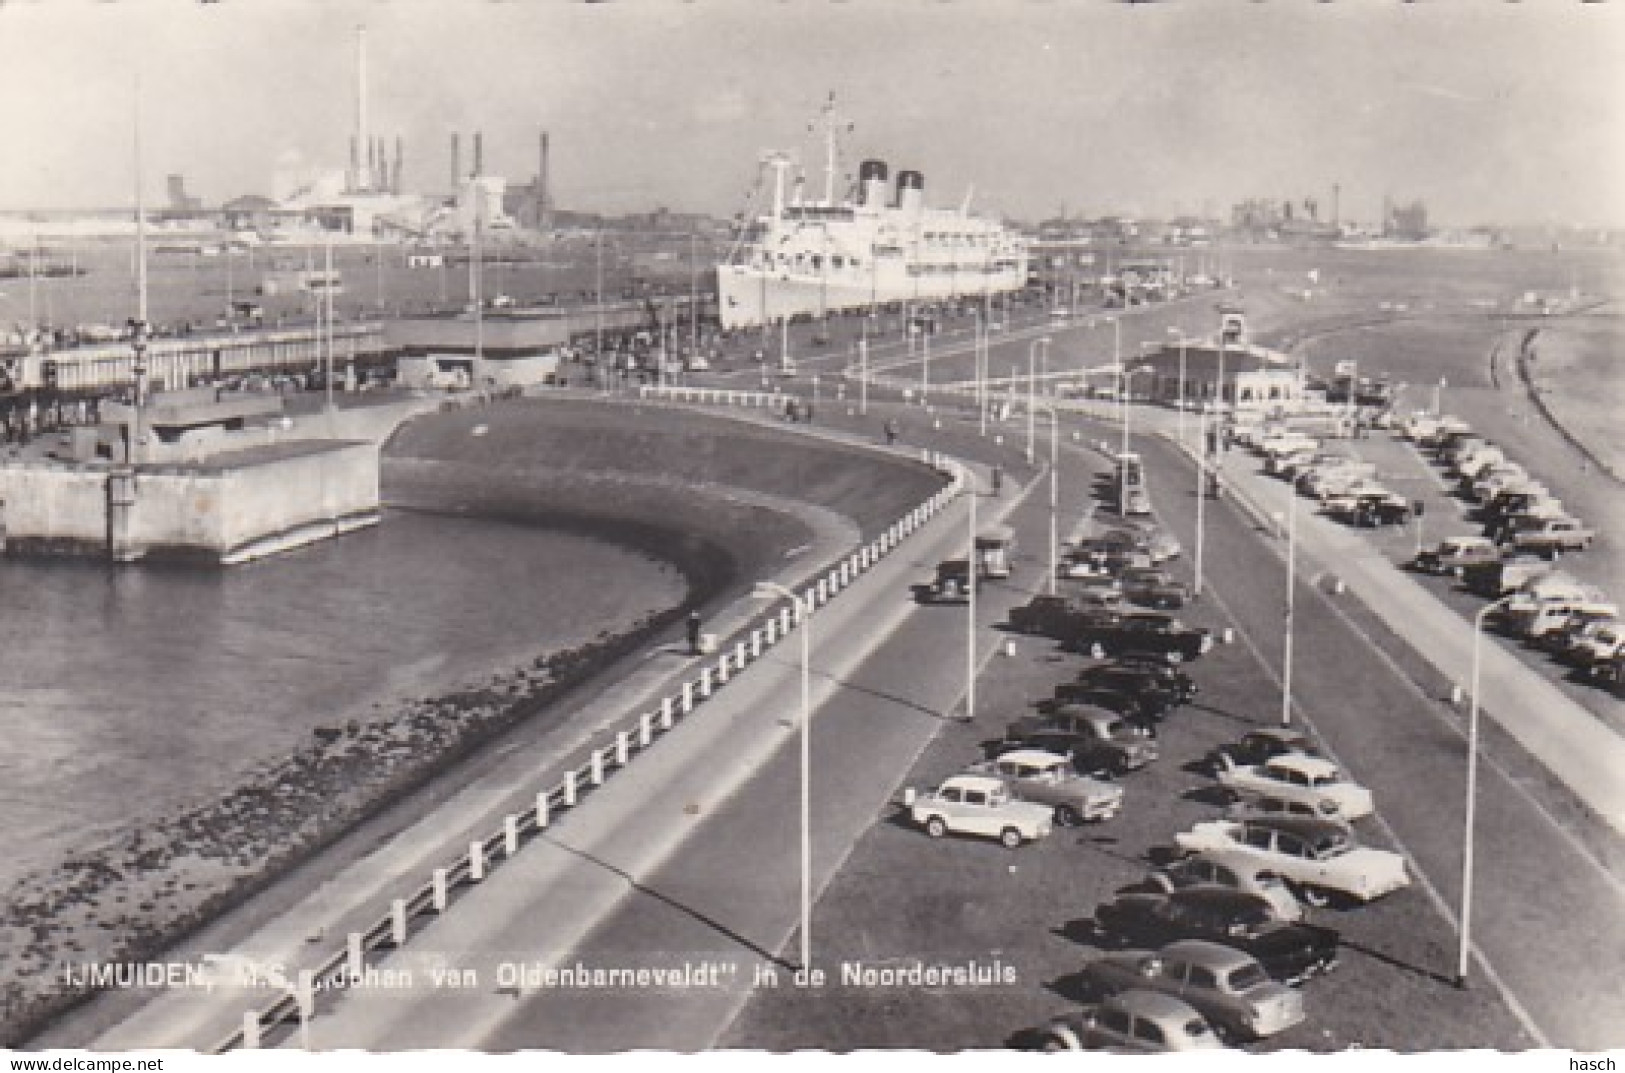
[1132,340,1306,414]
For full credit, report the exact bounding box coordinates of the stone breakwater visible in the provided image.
[0,617,675,1047]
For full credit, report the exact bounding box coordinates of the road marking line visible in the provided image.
[1197,580,1552,1049]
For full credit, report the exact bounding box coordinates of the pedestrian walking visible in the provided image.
[686,611,704,655]
[884,418,900,446]
[992,466,1004,496]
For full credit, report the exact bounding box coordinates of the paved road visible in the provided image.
[256,460,1051,1050]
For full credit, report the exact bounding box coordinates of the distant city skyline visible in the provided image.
[2,2,1622,229]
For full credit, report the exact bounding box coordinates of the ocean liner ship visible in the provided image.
[717,101,1029,329]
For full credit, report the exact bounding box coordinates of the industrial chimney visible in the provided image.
[451,132,460,190]
[394,136,404,195]
[539,131,550,206]
[473,131,484,179]
[355,25,370,191]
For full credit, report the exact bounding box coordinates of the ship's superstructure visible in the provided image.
[717,100,1027,329]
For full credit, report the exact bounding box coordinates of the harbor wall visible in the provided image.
[0,443,380,563]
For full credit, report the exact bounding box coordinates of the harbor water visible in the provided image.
[0,506,686,892]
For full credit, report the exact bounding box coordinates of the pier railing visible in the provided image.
[209,443,967,1052]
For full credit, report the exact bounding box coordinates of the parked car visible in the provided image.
[1147,850,1305,923]
[1225,793,1354,831]
[1047,682,1173,726]
[1032,990,1224,1053]
[1505,516,1595,555]
[1092,888,1340,985]
[964,748,1124,826]
[1064,610,1213,663]
[1119,567,1191,610]
[1203,728,1317,776]
[1075,660,1197,707]
[1213,753,1374,821]
[1078,940,1306,1041]
[1173,817,1410,905]
[909,774,1053,848]
[1462,555,1555,598]
[1322,487,1411,526]
[1412,536,1500,576]
[1564,620,1625,669]
[1007,704,1159,773]
[1009,595,1089,637]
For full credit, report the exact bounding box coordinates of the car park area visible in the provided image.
[721,450,1536,1051]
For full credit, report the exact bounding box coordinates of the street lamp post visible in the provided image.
[1459,593,1516,988]
[858,322,869,417]
[1195,404,1210,597]
[921,327,932,403]
[752,580,814,973]
[1279,487,1298,727]
[1168,327,1187,448]
[963,462,978,722]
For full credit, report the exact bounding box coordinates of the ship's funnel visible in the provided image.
[896,169,924,213]
[859,159,888,207]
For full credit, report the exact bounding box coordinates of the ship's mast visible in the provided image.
[767,154,792,220]
[822,91,838,206]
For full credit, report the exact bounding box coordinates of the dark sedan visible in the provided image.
[1119,568,1190,610]
[1076,660,1198,707]
[1203,728,1317,776]
[1092,888,1339,986]
[1064,610,1213,663]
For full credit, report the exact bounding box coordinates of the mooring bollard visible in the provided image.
[682,682,694,713]
[751,630,762,658]
[242,1010,261,1050]
[781,607,793,634]
[717,655,730,684]
[432,868,448,912]
[564,770,578,806]
[736,639,747,666]
[535,792,550,830]
[817,578,829,603]
[616,730,629,766]
[591,749,605,785]
[699,668,713,698]
[640,712,653,747]
[765,619,778,645]
[391,898,408,947]
[348,931,364,981]
[469,841,486,882]
[504,815,520,857]
[661,696,674,729]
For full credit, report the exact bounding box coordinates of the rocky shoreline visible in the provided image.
[0,600,693,1048]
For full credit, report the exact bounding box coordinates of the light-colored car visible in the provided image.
[1079,939,1306,1041]
[1413,536,1499,575]
[1035,990,1224,1053]
[964,749,1124,826]
[909,774,1053,848]
[1148,849,1306,922]
[1225,793,1354,832]
[1174,817,1410,905]
[1213,753,1375,820]
[1507,516,1595,555]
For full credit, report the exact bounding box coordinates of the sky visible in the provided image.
[1,0,1622,228]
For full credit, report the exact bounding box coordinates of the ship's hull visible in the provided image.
[717,263,1027,329]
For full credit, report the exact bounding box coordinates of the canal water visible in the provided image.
[0,507,686,891]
